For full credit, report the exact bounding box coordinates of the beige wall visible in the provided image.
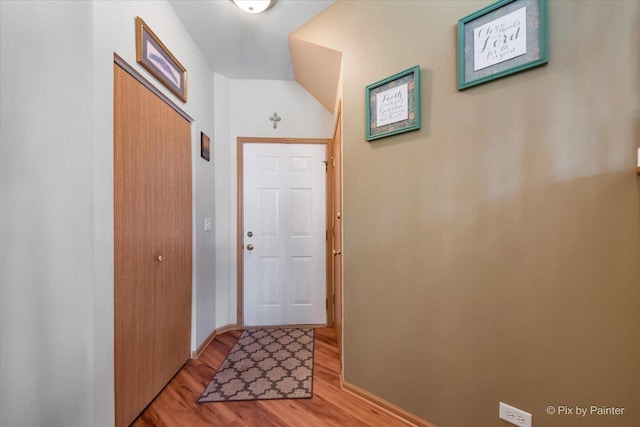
[293,1,640,426]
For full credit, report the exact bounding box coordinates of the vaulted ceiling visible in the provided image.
[169,0,335,81]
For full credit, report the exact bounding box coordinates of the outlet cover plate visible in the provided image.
[499,402,532,427]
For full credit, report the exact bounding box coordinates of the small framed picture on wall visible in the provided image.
[201,132,210,161]
[135,16,188,102]
[365,65,421,141]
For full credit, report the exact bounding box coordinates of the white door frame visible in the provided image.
[237,137,333,328]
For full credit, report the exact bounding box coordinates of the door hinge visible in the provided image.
[332,294,336,304]
[326,229,328,241]
[322,160,328,173]
[326,298,328,309]
[330,156,335,167]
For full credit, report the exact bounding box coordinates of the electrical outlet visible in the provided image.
[499,402,532,427]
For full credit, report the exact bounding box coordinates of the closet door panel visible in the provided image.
[114,64,165,427]
[157,97,192,379]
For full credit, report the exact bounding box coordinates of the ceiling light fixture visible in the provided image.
[232,0,275,14]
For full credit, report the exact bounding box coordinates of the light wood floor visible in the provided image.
[132,328,411,426]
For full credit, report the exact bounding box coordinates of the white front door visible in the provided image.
[243,143,327,326]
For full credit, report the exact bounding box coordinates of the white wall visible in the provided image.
[214,79,335,327]
[1,1,216,426]
[0,2,95,426]
[213,73,234,326]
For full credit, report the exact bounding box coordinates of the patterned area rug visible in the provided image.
[198,328,314,403]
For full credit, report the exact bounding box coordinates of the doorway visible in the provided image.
[237,138,332,327]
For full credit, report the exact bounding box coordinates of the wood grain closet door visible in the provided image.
[114,64,192,427]
[156,96,192,381]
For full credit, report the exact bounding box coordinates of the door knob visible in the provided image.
[157,255,163,262]
[333,249,341,256]
[246,244,255,251]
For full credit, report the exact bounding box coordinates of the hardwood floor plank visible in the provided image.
[131,328,413,427]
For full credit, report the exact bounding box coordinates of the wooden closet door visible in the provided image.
[156,97,192,380]
[114,64,192,427]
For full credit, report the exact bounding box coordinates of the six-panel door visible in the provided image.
[243,143,327,326]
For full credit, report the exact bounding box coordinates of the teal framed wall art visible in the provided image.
[457,0,548,90]
[365,66,421,141]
